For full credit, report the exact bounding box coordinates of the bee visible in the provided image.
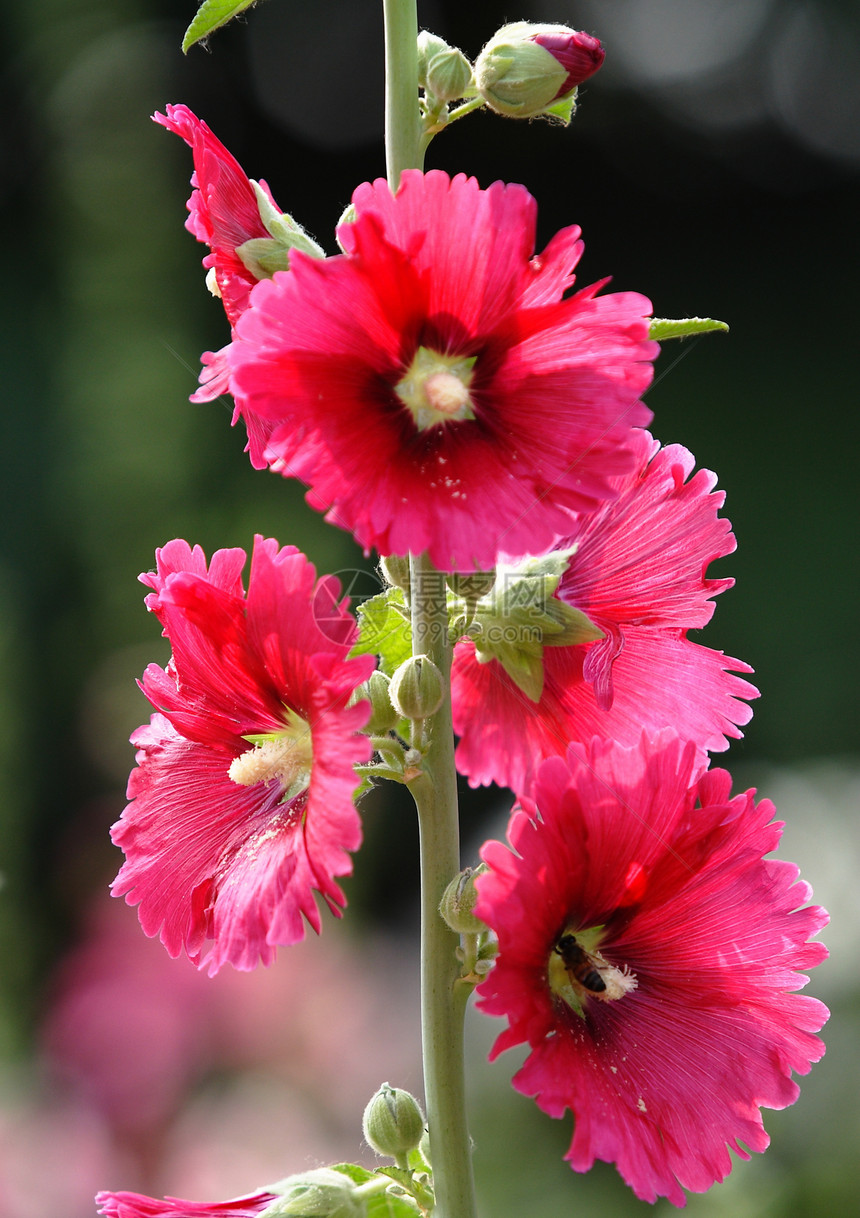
[555,933,607,994]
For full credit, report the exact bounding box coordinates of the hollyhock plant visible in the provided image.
[228,168,658,571]
[95,1189,278,1217]
[110,537,374,975]
[474,733,829,1206]
[452,430,758,792]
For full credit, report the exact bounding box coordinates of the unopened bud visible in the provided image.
[417,31,451,87]
[358,670,399,734]
[475,22,604,119]
[379,555,411,594]
[389,655,444,721]
[418,32,472,102]
[439,866,488,934]
[363,1083,425,1158]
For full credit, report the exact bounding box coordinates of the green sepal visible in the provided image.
[377,1167,432,1214]
[366,1189,423,1217]
[649,317,729,341]
[327,1165,425,1216]
[236,182,325,279]
[464,547,602,701]
[542,87,578,124]
[352,589,412,677]
[182,0,259,53]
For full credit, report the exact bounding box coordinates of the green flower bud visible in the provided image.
[439,866,488,934]
[379,555,412,594]
[389,655,445,721]
[363,1083,426,1157]
[475,22,605,120]
[424,44,472,102]
[260,1169,362,1218]
[357,670,399,734]
[417,31,451,87]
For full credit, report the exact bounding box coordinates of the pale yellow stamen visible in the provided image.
[423,371,472,417]
[228,714,313,801]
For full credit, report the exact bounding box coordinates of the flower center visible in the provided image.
[394,346,477,432]
[228,708,313,802]
[548,928,637,1020]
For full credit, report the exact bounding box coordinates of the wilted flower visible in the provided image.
[111,537,373,974]
[452,431,757,792]
[475,734,829,1205]
[229,170,656,571]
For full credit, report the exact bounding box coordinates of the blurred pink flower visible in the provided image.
[111,537,373,974]
[475,733,829,1205]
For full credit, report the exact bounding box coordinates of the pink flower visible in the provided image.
[110,537,374,974]
[96,1189,276,1217]
[228,169,657,571]
[532,28,606,92]
[153,104,288,421]
[452,431,758,791]
[475,734,829,1206]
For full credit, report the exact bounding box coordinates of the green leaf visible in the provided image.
[352,589,412,676]
[649,316,729,341]
[182,0,260,53]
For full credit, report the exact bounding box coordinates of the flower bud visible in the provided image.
[439,866,488,934]
[260,1169,362,1218]
[389,655,444,721]
[379,554,411,594]
[357,670,399,734]
[474,22,605,119]
[363,1083,425,1157]
[417,31,472,102]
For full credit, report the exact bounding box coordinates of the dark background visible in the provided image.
[1,1,858,1214]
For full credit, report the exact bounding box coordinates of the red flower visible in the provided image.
[228,169,657,571]
[475,734,829,1206]
[96,1189,276,1218]
[153,104,289,434]
[110,537,374,974]
[532,28,605,93]
[452,431,757,791]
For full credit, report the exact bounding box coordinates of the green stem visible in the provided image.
[381,6,475,1212]
[408,554,476,1218]
[382,0,423,184]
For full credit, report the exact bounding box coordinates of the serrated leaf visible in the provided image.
[182,0,260,53]
[649,316,729,341]
[352,589,412,676]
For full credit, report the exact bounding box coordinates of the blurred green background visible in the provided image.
[0,1,857,1214]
